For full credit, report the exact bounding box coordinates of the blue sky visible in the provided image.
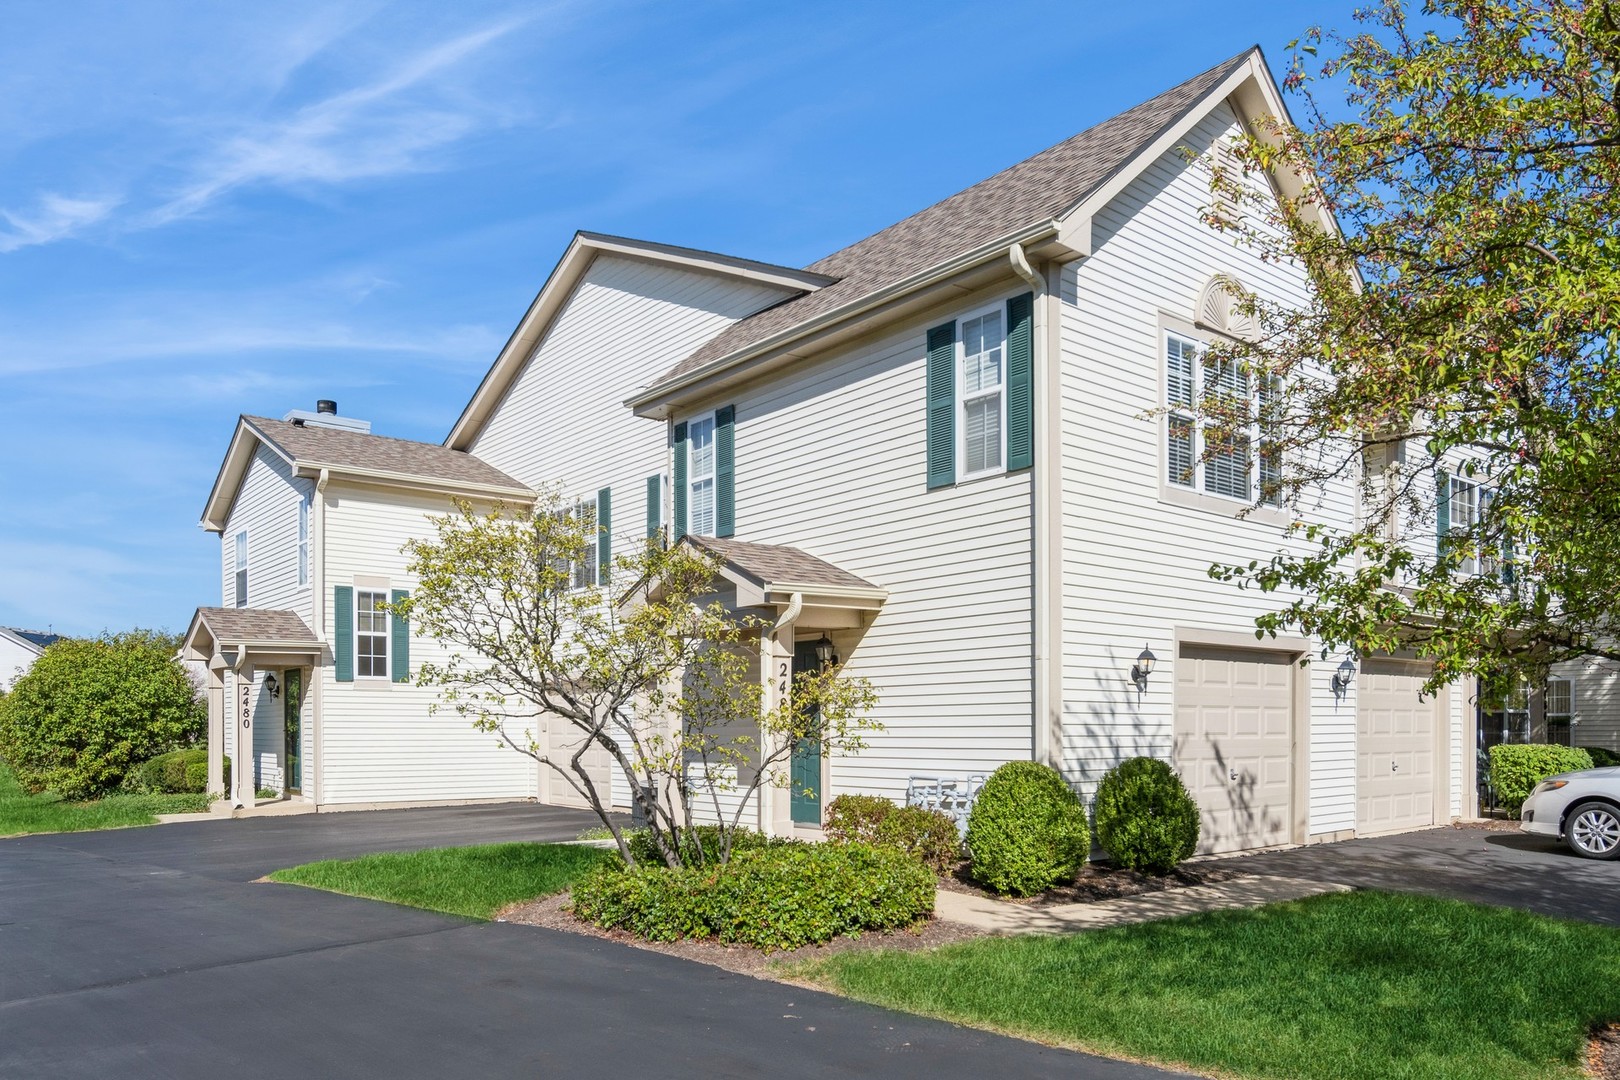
[0,0,1338,637]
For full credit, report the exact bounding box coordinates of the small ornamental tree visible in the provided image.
[0,630,205,798]
[396,494,879,870]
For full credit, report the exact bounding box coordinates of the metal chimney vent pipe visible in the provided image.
[316,399,337,415]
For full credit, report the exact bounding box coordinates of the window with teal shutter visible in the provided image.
[1006,292,1034,471]
[390,589,410,682]
[672,422,688,539]
[645,474,662,542]
[925,321,956,488]
[715,405,735,538]
[596,487,612,584]
[1436,468,1451,561]
[333,585,354,683]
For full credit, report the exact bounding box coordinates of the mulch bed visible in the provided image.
[498,892,990,981]
[1451,818,1523,832]
[935,859,1249,907]
[1591,1024,1620,1080]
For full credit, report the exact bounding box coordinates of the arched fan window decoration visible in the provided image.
[1194,274,1258,342]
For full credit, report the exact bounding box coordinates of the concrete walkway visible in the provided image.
[934,875,1350,934]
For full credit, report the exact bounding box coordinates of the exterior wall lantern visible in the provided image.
[814,633,837,669]
[1130,645,1157,694]
[264,673,281,700]
[1331,657,1358,700]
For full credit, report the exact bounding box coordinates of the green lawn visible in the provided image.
[793,891,1620,1080]
[0,760,209,837]
[268,842,617,919]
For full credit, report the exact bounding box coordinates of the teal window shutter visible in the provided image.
[716,405,736,538]
[333,585,354,683]
[596,487,612,584]
[1006,292,1034,471]
[390,589,410,682]
[645,474,662,541]
[926,321,957,488]
[672,422,688,540]
[1436,469,1451,560]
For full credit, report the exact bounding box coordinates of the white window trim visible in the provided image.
[955,301,1009,482]
[1158,321,1288,518]
[567,496,599,591]
[234,531,248,608]
[1448,476,1484,576]
[297,495,310,587]
[687,413,718,537]
[354,587,390,681]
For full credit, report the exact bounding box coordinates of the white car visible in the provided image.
[1520,767,1620,859]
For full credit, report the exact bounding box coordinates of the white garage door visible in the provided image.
[1174,645,1295,855]
[543,718,613,810]
[1357,659,1438,834]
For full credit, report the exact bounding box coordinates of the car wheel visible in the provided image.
[1565,801,1620,860]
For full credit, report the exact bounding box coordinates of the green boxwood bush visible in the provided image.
[1489,744,1594,816]
[571,841,934,951]
[0,631,204,799]
[122,748,208,794]
[823,794,961,871]
[966,761,1089,896]
[624,825,790,867]
[1093,757,1201,873]
[1579,746,1620,769]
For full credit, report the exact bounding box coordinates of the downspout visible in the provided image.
[311,468,329,808]
[1009,243,1059,769]
[761,592,804,835]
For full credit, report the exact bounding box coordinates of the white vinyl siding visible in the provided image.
[1061,102,1364,838]
[958,306,1005,478]
[355,589,389,678]
[219,444,313,623]
[687,415,717,536]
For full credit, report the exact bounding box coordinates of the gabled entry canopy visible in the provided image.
[680,536,887,630]
[182,606,323,672]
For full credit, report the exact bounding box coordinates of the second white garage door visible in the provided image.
[1357,659,1440,834]
[1173,645,1295,855]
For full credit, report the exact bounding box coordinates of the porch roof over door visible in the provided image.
[681,536,887,630]
[182,607,324,671]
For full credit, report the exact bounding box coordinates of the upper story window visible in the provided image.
[567,498,599,590]
[1165,331,1282,506]
[959,307,1006,478]
[355,589,389,678]
[687,415,716,536]
[1447,476,1482,575]
[234,532,248,608]
[297,494,310,587]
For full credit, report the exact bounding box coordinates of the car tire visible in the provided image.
[1564,801,1620,860]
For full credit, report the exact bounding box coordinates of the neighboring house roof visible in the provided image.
[626,46,1307,411]
[0,627,62,656]
[684,536,883,595]
[202,415,535,532]
[444,232,838,450]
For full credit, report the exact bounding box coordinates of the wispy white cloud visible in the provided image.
[0,192,122,252]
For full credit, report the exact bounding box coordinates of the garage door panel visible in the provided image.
[1356,659,1439,835]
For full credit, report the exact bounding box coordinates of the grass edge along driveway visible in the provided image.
[268,842,616,919]
[791,890,1620,1080]
[0,759,208,837]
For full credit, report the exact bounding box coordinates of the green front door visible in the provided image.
[790,640,822,825]
[283,669,303,794]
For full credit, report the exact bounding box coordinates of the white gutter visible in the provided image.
[1009,242,1060,769]
[295,462,535,502]
[772,591,804,641]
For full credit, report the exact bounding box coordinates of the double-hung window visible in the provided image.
[1165,331,1281,506]
[297,495,310,586]
[568,498,598,590]
[1447,477,1482,575]
[687,415,716,536]
[355,590,389,678]
[233,532,248,607]
[1545,676,1574,745]
[958,307,1006,478]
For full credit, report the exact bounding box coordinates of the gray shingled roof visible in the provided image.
[658,49,1252,386]
[687,536,881,592]
[193,608,318,644]
[245,417,528,490]
[5,628,62,651]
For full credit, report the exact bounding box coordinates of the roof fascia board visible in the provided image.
[627,219,1066,413]
[200,419,294,534]
[445,233,832,451]
[293,463,536,502]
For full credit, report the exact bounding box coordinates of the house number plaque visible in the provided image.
[240,684,252,729]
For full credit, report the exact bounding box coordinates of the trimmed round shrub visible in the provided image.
[1093,757,1200,873]
[1579,746,1620,769]
[624,825,789,867]
[122,748,208,795]
[966,761,1089,896]
[1488,744,1593,816]
[0,631,205,799]
[571,841,934,951]
[824,793,962,871]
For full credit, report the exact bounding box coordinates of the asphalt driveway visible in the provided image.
[1218,823,1620,926]
[0,804,1182,1080]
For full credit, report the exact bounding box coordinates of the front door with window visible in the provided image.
[283,669,303,794]
[789,640,823,825]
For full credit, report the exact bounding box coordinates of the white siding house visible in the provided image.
[0,628,61,689]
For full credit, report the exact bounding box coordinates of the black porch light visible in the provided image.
[1130,645,1157,693]
[814,633,837,668]
[264,673,280,699]
[1332,656,1358,699]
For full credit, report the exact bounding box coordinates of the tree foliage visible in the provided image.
[397,494,879,870]
[0,630,205,799]
[1200,0,1620,692]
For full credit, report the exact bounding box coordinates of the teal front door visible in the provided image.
[790,640,823,825]
[283,669,303,794]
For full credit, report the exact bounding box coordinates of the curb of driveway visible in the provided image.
[934,875,1353,935]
